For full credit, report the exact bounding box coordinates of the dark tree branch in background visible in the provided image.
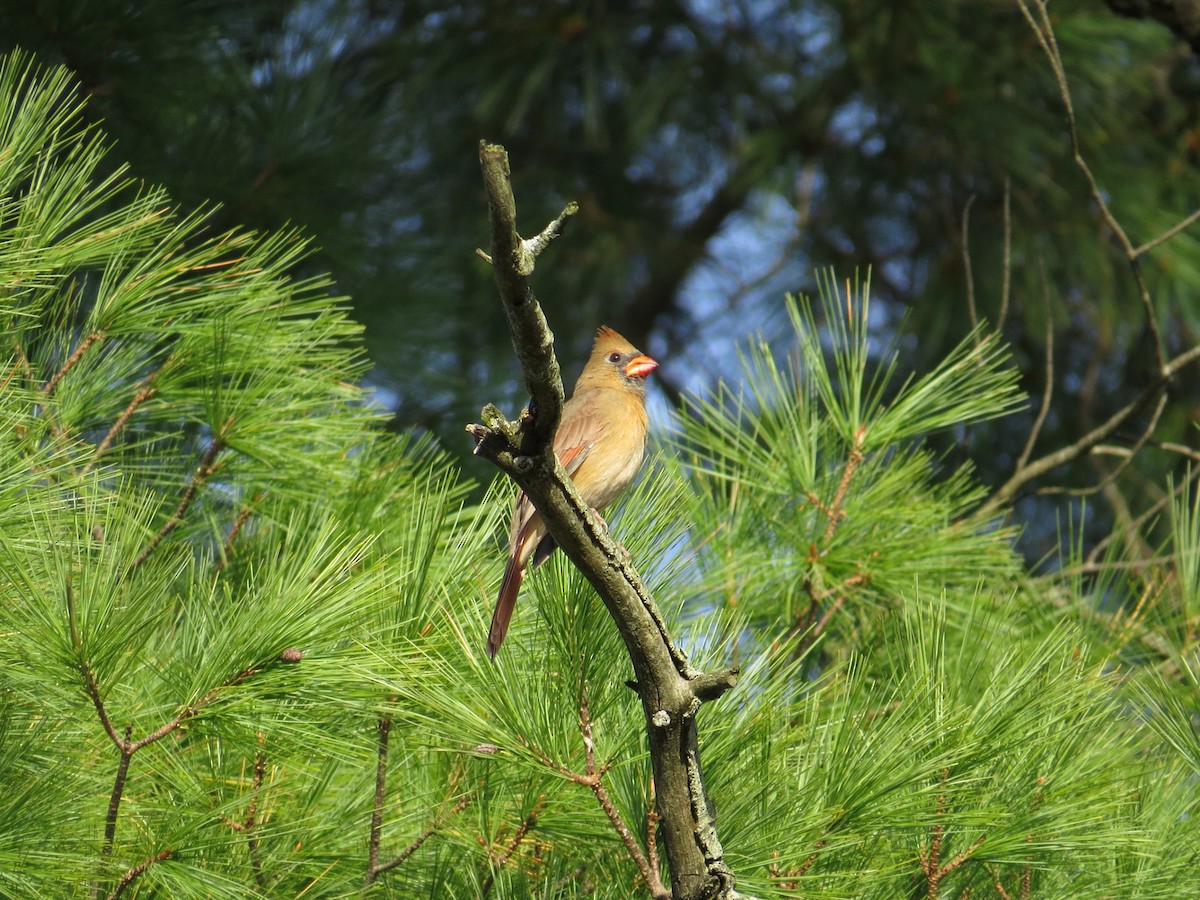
[961,194,979,341]
[978,343,1200,517]
[999,177,1012,333]
[979,0,1200,519]
[1019,0,1168,376]
[1014,261,1055,475]
[467,142,742,900]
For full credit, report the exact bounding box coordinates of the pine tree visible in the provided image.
[2,47,1198,900]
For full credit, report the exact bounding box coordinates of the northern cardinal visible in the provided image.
[486,326,658,658]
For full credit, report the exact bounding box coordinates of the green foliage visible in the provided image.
[2,48,1199,900]
[676,277,1024,652]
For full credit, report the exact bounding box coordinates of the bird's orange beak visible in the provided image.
[624,354,658,379]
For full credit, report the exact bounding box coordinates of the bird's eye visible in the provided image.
[608,351,622,363]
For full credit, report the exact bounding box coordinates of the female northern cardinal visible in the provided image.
[486,326,658,658]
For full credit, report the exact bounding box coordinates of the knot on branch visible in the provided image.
[690,667,740,704]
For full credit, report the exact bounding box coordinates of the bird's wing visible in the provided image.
[553,397,603,478]
[506,401,602,558]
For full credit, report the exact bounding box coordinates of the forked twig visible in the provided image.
[528,691,670,899]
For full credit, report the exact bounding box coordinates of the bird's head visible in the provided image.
[586,326,658,391]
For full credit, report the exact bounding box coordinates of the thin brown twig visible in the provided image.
[246,740,267,887]
[961,194,980,345]
[1085,465,1200,567]
[1014,260,1055,473]
[795,839,827,879]
[976,342,1200,518]
[364,714,392,886]
[1051,555,1176,578]
[74,622,262,874]
[790,423,872,656]
[365,714,472,887]
[43,330,105,397]
[217,496,260,573]
[998,177,1012,333]
[1134,206,1200,257]
[824,425,866,544]
[481,797,544,898]
[84,362,170,475]
[1143,439,1200,463]
[989,867,1013,899]
[67,584,124,751]
[1015,0,1168,377]
[1038,391,1168,497]
[129,437,225,572]
[129,663,261,755]
[105,849,170,900]
[769,837,828,890]
[811,578,868,643]
[101,728,134,862]
[371,796,472,881]
[529,693,670,899]
[1,357,22,393]
[917,769,987,899]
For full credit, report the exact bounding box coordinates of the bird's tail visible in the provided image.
[486,555,524,658]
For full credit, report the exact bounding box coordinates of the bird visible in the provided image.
[486,326,658,658]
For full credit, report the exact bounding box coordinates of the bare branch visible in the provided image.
[1039,392,1168,498]
[531,693,670,899]
[523,200,579,260]
[217,495,261,573]
[481,797,544,898]
[468,142,742,900]
[1085,465,1200,567]
[477,141,566,453]
[84,361,171,475]
[67,583,124,751]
